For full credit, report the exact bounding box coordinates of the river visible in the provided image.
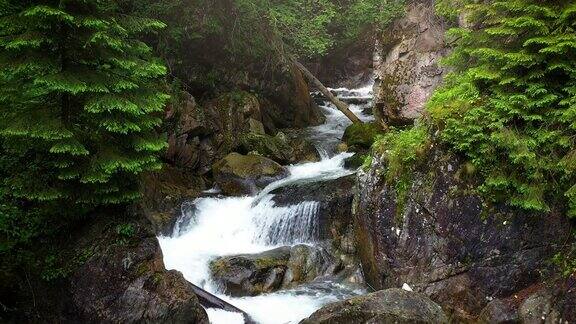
[159,84,374,323]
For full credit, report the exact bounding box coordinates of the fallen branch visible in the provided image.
[292,60,363,124]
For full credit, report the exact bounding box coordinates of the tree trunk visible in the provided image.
[292,60,363,124]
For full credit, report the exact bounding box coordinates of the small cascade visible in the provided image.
[252,196,320,245]
[159,83,375,324]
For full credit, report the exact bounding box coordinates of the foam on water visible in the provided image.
[159,85,374,323]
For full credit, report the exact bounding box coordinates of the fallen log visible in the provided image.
[191,283,255,324]
[292,60,363,124]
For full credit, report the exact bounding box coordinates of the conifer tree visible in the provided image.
[428,1,576,217]
[0,0,169,208]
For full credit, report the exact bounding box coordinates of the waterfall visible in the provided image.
[252,196,320,245]
[158,84,374,324]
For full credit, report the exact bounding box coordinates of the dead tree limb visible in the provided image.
[292,60,363,124]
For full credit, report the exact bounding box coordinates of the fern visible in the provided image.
[429,0,576,217]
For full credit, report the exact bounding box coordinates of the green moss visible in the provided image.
[372,124,430,220]
[552,231,576,277]
[238,133,293,163]
[254,257,287,269]
[343,122,385,149]
[361,155,373,171]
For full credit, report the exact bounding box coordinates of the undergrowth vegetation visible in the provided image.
[372,124,429,217]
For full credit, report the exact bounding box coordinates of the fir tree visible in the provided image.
[0,0,169,208]
[428,0,576,217]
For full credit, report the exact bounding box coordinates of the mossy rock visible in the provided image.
[344,153,365,169]
[237,133,294,164]
[212,153,288,196]
[342,122,384,150]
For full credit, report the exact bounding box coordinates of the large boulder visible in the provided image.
[69,217,208,323]
[300,288,448,324]
[140,166,206,235]
[209,245,342,297]
[353,143,573,320]
[212,153,288,196]
[373,0,450,126]
[258,64,326,134]
[475,277,576,324]
[342,122,384,152]
[237,133,295,165]
[289,136,322,163]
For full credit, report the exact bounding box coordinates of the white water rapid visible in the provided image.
[159,84,374,324]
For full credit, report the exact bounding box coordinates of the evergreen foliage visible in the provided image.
[0,1,168,210]
[428,0,576,217]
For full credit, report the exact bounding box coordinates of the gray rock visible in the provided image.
[70,220,208,324]
[209,245,342,297]
[300,288,448,324]
[212,153,288,196]
[353,142,573,320]
[373,0,449,126]
[478,299,519,324]
[519,291,553,324]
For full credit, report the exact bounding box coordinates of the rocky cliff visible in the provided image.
[373,0,449,126]
[353,141,575,321]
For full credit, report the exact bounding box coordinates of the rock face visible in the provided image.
[373,0,449,126]
[301,288,448,324]
[69,217,208,323]
[212,153,288,196]
[259,64,326,134]
[165,88,323,176]
[353,144,573,320]
[209,245,342,297]
[271,175,356,247]
[140,166,206,235]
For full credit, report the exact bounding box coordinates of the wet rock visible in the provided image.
[70,218,208,323]
[344,153,365,169]
[342,122,383,151]
[300,288,448,324]
[289,137,322,163]
[283,244,342,288]
[237,133,294,164]
[353,143,573,320]
[478,299,519,324]
[212,153,288,196]
[210,247,291,297]
[373,0,450,126]
[336,142,349,153]
[209,245,342,297]
[140,166,206,235]
[271,175,356,244]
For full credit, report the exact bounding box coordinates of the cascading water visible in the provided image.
[158,84,375,324]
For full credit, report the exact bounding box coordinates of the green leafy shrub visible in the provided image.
[428,1,576,217]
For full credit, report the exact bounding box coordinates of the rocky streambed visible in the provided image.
[158,86,377,323]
